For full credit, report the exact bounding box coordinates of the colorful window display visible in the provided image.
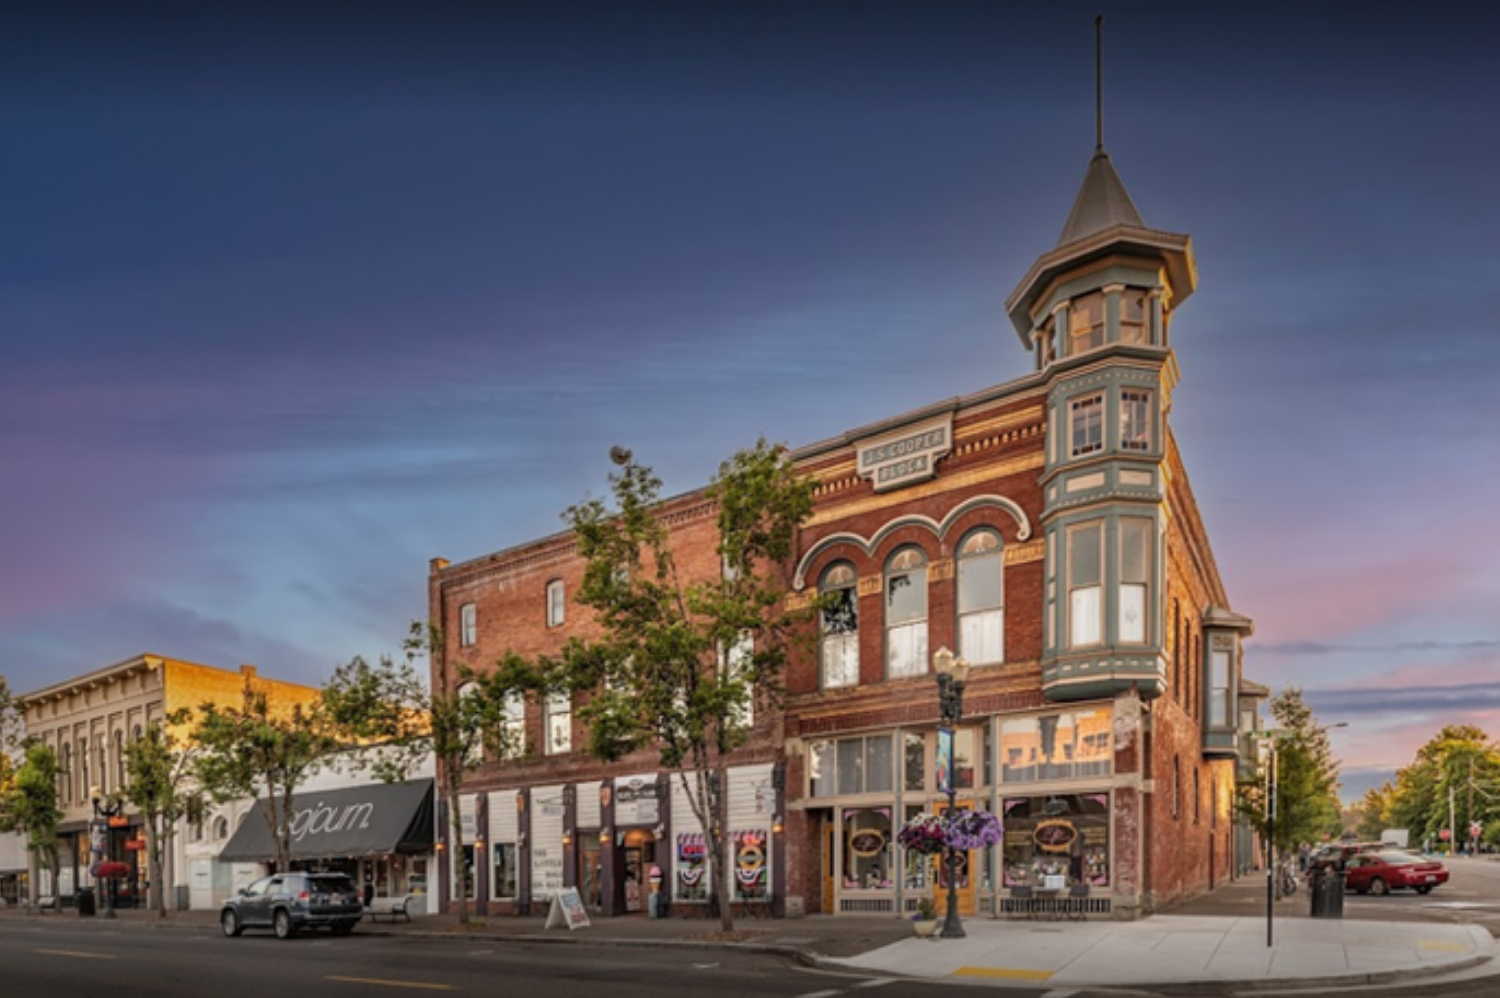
[676,832,708,901]
[842,808,893,889]
[732,830,768,901]
[1001,793,1110,887]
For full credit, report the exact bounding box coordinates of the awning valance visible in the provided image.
[218,778,435,863]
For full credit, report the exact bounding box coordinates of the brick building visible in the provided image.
[16,655,319,908]
[428,138,1254,921]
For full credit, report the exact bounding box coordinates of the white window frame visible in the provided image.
[1069,393,1104,458]
[956,529,1004,665]
[820,563,859,689]
[546,580,565,627]
[884,548,929,680]
[1067,522,1103,648]
[1120,388,1152,452]
[498,693,526,759]
[460,602,477,647]
[545,692,572,755]
[721,632,755,729]
[1118,518,1152,645]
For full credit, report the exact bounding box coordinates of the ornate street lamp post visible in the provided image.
[933,647,970,940]
[90,787,123,919]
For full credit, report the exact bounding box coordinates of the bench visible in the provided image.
[26,896,57,914]
[364,893,414,923]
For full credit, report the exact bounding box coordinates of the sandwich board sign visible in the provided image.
[545,886,591,930]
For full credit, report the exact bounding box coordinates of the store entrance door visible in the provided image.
[935,799,977,916]
[821,817,835,913]
[580,839,603,912]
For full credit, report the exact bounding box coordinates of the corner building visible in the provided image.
[430,140,1255,921]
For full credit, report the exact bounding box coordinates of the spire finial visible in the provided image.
[1095,15,1105,153]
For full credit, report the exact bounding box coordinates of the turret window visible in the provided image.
[1067,523,1103,647]
[1069,394,1104,457]
[1119,518,1152,643]
[1069,292,1106,353]
[1120,291,1148,345]
[1121,390,1152,451]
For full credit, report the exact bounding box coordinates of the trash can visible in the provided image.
[77,887,96,917]
[1309,868,1345,918]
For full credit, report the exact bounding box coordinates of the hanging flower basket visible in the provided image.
[897,809,1004,855]
[93,861,131,879]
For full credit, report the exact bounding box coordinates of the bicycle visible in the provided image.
[1278,860,1299,897]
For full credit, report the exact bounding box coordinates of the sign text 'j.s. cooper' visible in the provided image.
[282,799,375,842]
[856,414,952,492]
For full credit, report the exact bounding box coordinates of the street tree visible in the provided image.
[1387,725,1499,852]
[541,440,816,931]
[193,680,339,873]
[121,710,202,917]
[323,622,539,925]
[1354,781,1395,842]
[0,741,63,906]
[1234,687,1343,863]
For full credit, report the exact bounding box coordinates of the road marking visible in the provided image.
[953,966,1055,981]
[326,976,455,991]
[853,981,895,989]
[36,949,116,960]
[693,962,721,969]
[1419,940,1471,953]
[795,990,845,998]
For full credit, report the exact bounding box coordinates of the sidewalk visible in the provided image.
[5,893,1497,991]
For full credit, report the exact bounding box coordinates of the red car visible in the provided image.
[1343,851,1449,895]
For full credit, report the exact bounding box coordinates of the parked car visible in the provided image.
[1343,851,1450,895]
[1309,842,1383,871]
[221,872,363,939]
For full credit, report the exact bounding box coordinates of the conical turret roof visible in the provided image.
[1056,147,1145,247]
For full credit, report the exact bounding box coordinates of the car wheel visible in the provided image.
[1416,885,1432,894]
[1369,877,1390,896]
[274,909,296,939]
[331,921,355,936]
[221,909,242,937]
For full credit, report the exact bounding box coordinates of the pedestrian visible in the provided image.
[1298,842,1310,872]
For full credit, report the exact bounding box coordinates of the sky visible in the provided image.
[3,3,1497,802]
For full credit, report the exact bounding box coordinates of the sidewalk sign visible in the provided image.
[544,887,591,930]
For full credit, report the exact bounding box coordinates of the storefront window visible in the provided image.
[900,803,934,890]
[492,843,517,900]
[1001,793,1110,888]
[903,733,925,792]
[842,809,893,890]
[732,831,769,901]
[816,735,894,797]
[676,834,708,901]
[999,707,1112,783]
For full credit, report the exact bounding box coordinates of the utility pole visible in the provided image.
[1450,783,1457,857]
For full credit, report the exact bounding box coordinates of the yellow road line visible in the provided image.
[952,966,1055,981]
[1419,940,1469,953]
[36,949,117,960]
[326,976,455,991]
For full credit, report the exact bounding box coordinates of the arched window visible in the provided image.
[957,530,1004,664]
[819,563,859,689]
[884,547,928,679]
[212,815,230,841]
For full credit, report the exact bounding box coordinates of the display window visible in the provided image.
[841,808,893,890]
[1001,793,1110,887]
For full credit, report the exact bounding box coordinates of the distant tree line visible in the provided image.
[1351,725,1500,852]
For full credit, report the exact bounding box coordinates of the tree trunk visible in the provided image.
[716,765,733,933]
[147,816,168,917]
[448,790,469,924]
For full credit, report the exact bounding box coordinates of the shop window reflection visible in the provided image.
[999,707,1112,783]
[1001,793,1110,888]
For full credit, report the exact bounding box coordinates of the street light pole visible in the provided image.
[933,647,969,940]
[90,787,121,919]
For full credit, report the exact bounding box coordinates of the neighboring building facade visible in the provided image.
[429,139,1255,919]
[16,656,317,908]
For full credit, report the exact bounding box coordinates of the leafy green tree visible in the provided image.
[323,622,538,925]
[121,710,202,917]
[1354,782,1395,842]
[0,741,63,906]
[539,440,816,931]
[192,681,339,872]
[1386,725,1499,853]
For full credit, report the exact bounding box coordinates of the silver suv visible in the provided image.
[221,872,363,939]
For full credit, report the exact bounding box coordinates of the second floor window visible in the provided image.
[498,693,526,758]
[1119,518,1152,643]
[957,530,1004,664]
[820,563,859,689]
[460,603,477,647]
[1070,393,1104,457]
[546,580,565,627]
[1067,522,1103,647]
[545,692,571,755]
[885,548,928,679]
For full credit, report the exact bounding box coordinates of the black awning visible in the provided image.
[218,778,435,863]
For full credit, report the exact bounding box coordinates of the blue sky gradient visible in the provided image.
[3,3,1498,799]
